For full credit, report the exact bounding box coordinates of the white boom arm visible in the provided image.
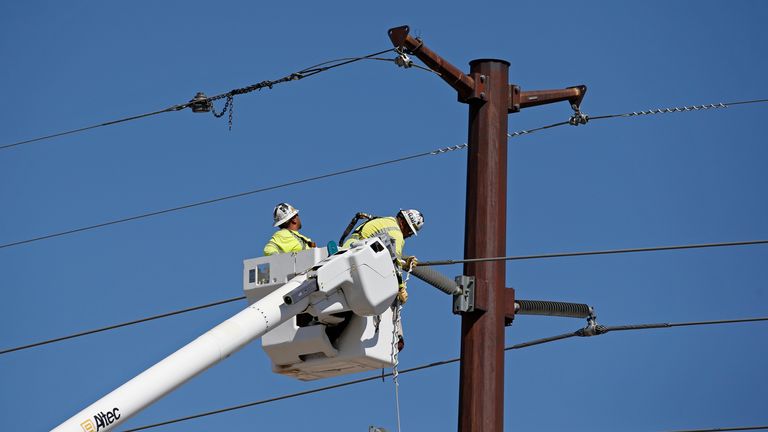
[51,238,398,432]
[52,275,311,432]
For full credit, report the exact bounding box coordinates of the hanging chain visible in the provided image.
[210,95,235,130]
[204,74,302,131]
[211,96,230,118]
[227,96,234,130]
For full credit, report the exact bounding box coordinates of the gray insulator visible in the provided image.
[515,300,592,319]
[410,266,461,295]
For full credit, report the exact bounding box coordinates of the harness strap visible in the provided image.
[288,230,312,250]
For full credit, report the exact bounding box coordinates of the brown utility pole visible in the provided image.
[388,26,586,431]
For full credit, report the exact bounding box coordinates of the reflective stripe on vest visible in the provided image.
[356,221,400,258]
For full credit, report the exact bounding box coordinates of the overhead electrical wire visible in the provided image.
[0,107,184,151]
[5,41,764,431]
[666,426,768,432]
[3,97,766,251]
[0,144,467,250]
[417,239,768,266]
[508,98,768,140]
[3,96,767,251]
[587,98,768,121]
[0,296,245,356]
[3,237,766,356]
[120,316,768,431]
[0,48,397,152]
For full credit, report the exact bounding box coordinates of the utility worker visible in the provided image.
[263,203,316,256]
[341,209,424,303]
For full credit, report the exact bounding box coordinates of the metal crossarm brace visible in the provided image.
[510,85,587,113]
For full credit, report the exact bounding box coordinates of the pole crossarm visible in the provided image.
[388,24,587,112]
[388,25,475,100]
[511,85,587,112]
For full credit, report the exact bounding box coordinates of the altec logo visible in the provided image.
[80,408,121,432]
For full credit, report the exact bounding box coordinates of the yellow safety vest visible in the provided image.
[263,229,313,256]
[342,216,405,260]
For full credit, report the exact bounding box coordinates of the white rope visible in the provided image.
[390,259,415,432]
[391,303,402,432]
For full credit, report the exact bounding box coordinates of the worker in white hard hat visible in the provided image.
[263,203,316,256]
[341,209,424,304]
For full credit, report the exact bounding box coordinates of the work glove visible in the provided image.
[397,286,409,304]
[402,255,418,270]
[308,241,317,248]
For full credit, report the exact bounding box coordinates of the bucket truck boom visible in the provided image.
[52,238,399,432]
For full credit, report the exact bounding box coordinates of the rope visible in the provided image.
[391,302,403,432]
[390,259,415,432]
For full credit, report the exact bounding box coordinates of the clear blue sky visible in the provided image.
[2,1,767,431]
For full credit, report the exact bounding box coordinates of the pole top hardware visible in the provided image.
[389,24,588,111]
[394,47,414,69]
[387,25,476,102]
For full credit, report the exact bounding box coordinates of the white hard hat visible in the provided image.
[398,209,424,236]
[273,202,299,227]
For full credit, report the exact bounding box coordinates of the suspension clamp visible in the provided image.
[569,103,589,126]
[394,48,414,68]
[576,310,607,336]
[452,275,475,314]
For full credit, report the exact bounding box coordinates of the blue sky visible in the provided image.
[1,1,767,431]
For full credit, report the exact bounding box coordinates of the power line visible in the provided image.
[0,106,185,151]
[599,317,768,333]
[0,49,396,152]
[507,120,570,138]
[0,144,466,250]
[666,427,768,432]
[506,98,768,141]
[588,98,768,121]
[5,96,767,250]
[121,316,768,431]
[417,239,768,266]
[0,296,245,356]
[3,237,766,355]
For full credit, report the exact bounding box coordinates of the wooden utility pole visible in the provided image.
[388,25,586,431]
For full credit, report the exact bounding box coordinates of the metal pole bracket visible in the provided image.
[453,275,476,314]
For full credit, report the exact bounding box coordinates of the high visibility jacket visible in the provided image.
[342,216,405,261]
[263,229,314,256]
